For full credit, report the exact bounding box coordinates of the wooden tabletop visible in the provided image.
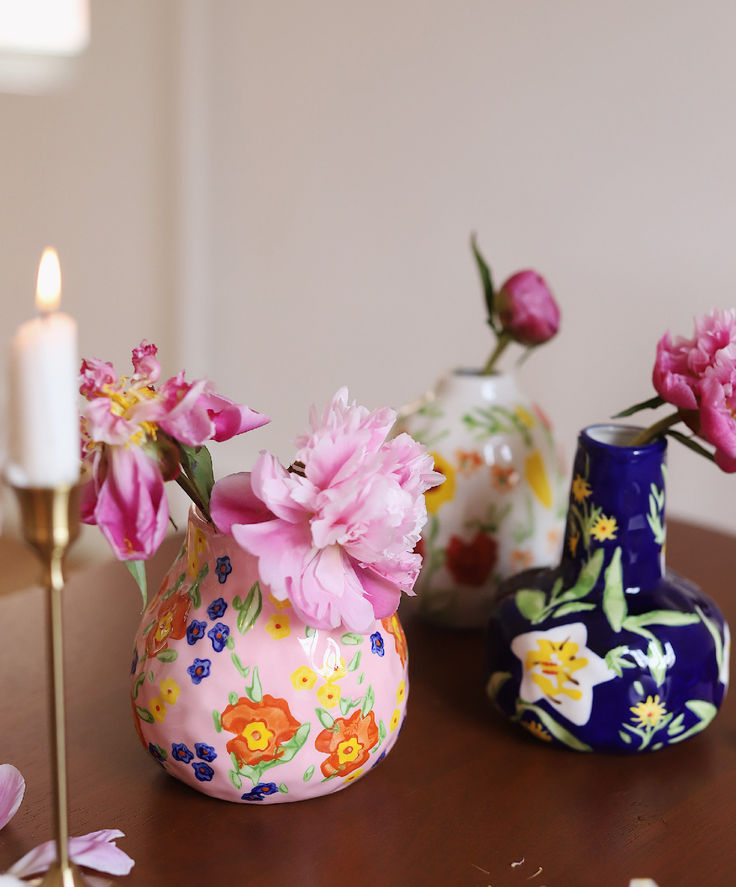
[0,519,733,887]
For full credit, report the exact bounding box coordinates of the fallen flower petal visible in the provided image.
[0,764,25,831]
[8,829,134,879]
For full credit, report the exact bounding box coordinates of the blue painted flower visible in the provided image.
[371,750,387,769]
[194,742,217,762]
[215,556,232,584]
[187,658,211,684]
[370,631,385,656]
[191,761,215,782]
[171,742,194,763]
[148,743,166,764]
[242,782,280,801]
[207,597,228,619]
[208,622,230,652]
[130,647,139,675]
[186,619,207,645]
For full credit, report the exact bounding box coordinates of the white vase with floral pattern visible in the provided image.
[396,370,566,628]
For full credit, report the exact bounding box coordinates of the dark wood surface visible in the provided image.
[0,520,733,887]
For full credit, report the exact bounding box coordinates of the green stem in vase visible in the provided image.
[629,411,682,447]
[482,330,513,375]
[175,470,212,524]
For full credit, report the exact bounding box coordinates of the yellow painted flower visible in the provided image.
[187,527,207,577]
[337,738,363,765]
[521,719,552,742]
[242,720,274,752]
[192,527,207,554]
[396,680,406,705]
[344,768,364,783]
[526,638,588,702]
[154,612,174,645]
[524,450,552,509]
[149,696,167,723]
[316,683,341,709]
[590,513,618,542]
[425,452,455,514]
[568,532,580,557]
[390,708,401,731]
[630,695,667,728]
[159,677,180,706]
[514,405,536,428]
[265,613,291,640]
[571,474,592,503]
[187,551,200,579]
[269,592,291,611]
[290,665,318,690]
[320,649,347,683]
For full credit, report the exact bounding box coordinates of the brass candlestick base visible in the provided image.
[14,484,101,887]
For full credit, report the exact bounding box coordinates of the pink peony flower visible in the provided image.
[496,270,560,346]
[80,341,268,560]
[698,371,736,471]
[0,764,24,832]
[211,388,444,632]
[652,309,736,409]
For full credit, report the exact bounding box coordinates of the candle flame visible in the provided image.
[36,247,62,312]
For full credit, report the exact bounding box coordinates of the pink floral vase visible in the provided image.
[130,510,409,803]
[397,370,566,628]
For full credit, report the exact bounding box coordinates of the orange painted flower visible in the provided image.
[381,613,408,667]
[145,587,191,658]
[220,694,301,767]
[510,548,533,571]
[315,709,379,778]
[455,449,484,476]
[490,463,519,492]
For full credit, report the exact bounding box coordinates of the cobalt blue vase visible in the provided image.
[485,424,730,752]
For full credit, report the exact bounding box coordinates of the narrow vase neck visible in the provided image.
[561,425,667,591]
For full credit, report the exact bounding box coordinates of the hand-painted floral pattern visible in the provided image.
[131,512,409,803]
[445,532,498,586]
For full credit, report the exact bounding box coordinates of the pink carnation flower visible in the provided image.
[653,308,736,409]
[211,388,444,632]
[496,270,560,346]
[80,341,268,560]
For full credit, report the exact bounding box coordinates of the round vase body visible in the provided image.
[398,370,566,627]
[130,511,409,803]
[486,425,730,753]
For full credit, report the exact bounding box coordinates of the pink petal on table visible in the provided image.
[8,830,134,879]
[0,764,24,831]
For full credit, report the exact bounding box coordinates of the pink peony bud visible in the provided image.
[496,270,560,346]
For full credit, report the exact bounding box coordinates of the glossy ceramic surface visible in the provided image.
[398,370,565,627]
[486,425,730,752]
[130,511,409,802]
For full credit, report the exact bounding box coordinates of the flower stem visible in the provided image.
[175,470,212,523]
[482,331,513,374]
[628,411,682,447]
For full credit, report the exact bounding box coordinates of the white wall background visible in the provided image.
[1,0,735,541]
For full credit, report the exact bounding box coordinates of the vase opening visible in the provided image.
[583,423,667,452]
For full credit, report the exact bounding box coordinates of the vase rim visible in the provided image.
[581,423,667,454]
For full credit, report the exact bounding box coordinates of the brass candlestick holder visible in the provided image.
[14,482,94,887]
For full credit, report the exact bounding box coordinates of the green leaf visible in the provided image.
[247,666,263,703]
[619,730,632,744]
[161,572,186,602]
[156,649,178,663]
[279,783,288,793]
[228,691,238,705]
[517,701,592,752]
[132,671,146,699]
[559,548,604,603]
[633,680,645,697]
[552,602,597,618]
[611,395,665,418]
[135,704,154,724]
[305,625,316,638]
[668,700,718,744]
[228,769,242,790]
[665,429,716,463]
[125,560,148,608]
[602,547,626,632]
[340,632,364,645]
[361,685,375,717]
[303,765,315,782]
[237,582,263,634]
[212,709,222,733]
[347,651,362,672]
[315,707,335,729]
[178,442,216,514]
[141,618,156,637]
[485,671,511,701]
[226,635,235,650]
[667,712,686,736]
[231,653,250,679]
[339,696,356,716]
[470,233,497,331]
[274,722,310,763]
[515,589,547,622]
[623,610,700,630]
